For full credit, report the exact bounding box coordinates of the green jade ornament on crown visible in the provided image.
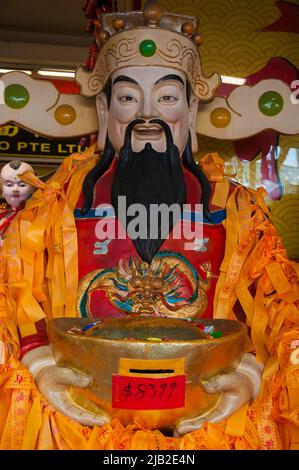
[139,39,157,57]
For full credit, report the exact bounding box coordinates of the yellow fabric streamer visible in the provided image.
[225,403,249,437]
[37,407,54,450]
[22,393,42,449]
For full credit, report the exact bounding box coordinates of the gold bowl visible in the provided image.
[49,316,247,430]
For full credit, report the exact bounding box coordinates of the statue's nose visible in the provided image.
[136,96,156,119]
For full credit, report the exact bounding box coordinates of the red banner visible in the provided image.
[112,375,186,410]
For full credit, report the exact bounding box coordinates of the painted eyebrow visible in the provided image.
[112,74,185,87]
[154,74,185,86]
[112,76,138,86]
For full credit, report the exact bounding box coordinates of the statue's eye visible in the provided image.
[158,95,178,103]
[119,95,137,103]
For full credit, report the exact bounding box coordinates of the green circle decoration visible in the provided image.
[258,91,284,116]
[4,84,30,109]
[139,39,157,57]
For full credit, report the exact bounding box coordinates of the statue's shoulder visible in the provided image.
[199,153,233,211]
[39,145,100,194]
[199,152,269,215]
[60,144,100,185]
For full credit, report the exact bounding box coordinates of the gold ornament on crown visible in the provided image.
[76,0,220,101]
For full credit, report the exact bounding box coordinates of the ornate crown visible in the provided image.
[76,0,220,101]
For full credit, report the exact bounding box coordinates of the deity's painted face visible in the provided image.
[1,162,34,210]
[96,66,199,155]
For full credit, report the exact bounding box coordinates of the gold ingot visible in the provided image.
[54,104,76,125]
[49,316,247,430]
[210,107,231,128]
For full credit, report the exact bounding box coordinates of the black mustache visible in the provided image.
[122,118,174,152]
[121,118,175,147]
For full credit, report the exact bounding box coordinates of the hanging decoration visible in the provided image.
[82,1,117,71]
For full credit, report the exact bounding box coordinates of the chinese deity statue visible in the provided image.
[0,1,298,450]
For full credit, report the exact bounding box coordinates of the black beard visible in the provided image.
[111,119,186,264]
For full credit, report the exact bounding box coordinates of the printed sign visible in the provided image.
[112,374,186,410]
[0,125,86,160]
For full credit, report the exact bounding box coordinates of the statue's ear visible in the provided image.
[188,95,199,154]
[96,92,109,151]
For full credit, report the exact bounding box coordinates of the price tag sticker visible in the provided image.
[112,375,186,410]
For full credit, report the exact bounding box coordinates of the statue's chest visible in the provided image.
[75,208,226,319]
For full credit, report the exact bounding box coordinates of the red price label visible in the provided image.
[112,375,185,410]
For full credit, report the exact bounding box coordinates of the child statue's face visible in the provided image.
[1,162,34,209]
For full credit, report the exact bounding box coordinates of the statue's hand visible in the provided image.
[174,353,263,436]
[21,345,110,427]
